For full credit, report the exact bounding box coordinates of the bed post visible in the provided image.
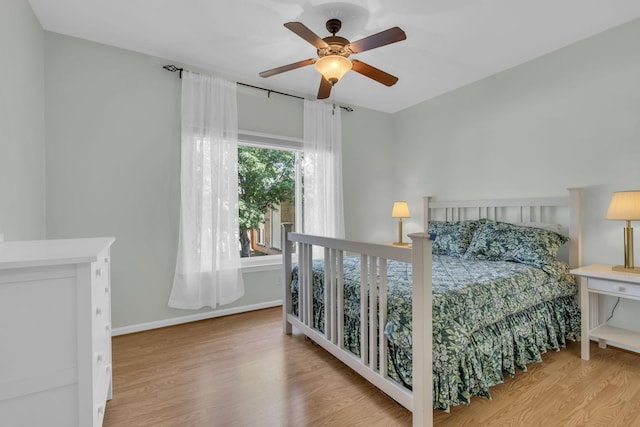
[282,223,293,335]
[423,196,432,230]
[567,188,583,269]
[409,232,433,427]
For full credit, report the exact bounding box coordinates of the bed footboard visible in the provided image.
[281,223,433,426]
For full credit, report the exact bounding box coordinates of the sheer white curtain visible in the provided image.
[303,100,345,239]
[169,71,244,309]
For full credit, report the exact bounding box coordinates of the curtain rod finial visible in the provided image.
[163,64,184,78]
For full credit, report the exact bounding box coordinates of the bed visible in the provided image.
[281,189,583,427]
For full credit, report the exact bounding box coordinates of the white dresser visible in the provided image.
[0,237,115,427]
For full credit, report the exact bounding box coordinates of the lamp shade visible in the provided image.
[314,55,352,84]
[606,191,640,220]
[391,201,410,218]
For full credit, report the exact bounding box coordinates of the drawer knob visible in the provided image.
[104,287,109,295]
[97,353,103,364]
[616,285,627,292]
[96,308,102,316]
[96,268,102,277]
[105,324,111,332]
[97,406,104,416]
[104,257,109,263]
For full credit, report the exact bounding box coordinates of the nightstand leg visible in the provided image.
[580,279,590,360]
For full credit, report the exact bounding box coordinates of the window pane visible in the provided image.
[238,145,296,258]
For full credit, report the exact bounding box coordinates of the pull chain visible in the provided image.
[332,84,336,115]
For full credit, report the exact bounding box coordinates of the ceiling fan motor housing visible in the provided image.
[318,36,351,57]
[318,19,352,58]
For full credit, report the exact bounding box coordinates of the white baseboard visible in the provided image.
[112,300,282,336]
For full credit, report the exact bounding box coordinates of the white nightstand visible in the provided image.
[570,264,640,360]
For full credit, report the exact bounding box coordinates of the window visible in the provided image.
[237,131,303,261]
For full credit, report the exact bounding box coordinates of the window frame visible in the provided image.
[238,130,303,272]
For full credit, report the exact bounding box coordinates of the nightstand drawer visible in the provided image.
[588,277,640,298]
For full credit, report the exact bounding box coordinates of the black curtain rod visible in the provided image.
[162,65,354,112]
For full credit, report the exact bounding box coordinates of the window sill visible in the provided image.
[241,256,284,273]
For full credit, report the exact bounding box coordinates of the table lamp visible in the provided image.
[391,201,410,246]
[606,190,640,274]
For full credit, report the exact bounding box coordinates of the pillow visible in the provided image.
[464,220,569,274]
[427,220,482,257]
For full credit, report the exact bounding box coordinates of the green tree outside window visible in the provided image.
[238,146,296,257]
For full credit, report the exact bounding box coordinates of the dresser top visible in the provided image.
[0,237,115,270]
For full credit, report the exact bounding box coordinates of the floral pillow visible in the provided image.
[464,220,569,274]
[427,220,482,257]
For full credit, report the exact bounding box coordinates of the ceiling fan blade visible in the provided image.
[317,77,332,99]
[350,60,399,86]
[259,58,316,78]
[284,22,329,49]
[347,27,406,54]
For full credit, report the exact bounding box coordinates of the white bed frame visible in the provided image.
[281,188,583,427]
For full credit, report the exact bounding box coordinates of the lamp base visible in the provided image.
[392,242,410,247]
[612,265,640,274]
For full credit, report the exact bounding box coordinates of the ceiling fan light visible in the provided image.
[315,55,352,85]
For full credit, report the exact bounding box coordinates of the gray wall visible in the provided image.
[342,107,395,243]
[0,0,46,240]
[43,32,392,328]
[22,3,640,332]
[393,18,640,331]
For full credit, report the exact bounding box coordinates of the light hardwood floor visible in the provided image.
[104,307,640,427]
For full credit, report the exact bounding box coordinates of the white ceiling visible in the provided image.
[28,0,640,113]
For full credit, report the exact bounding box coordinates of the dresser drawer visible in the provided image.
[94,359,111,403]
[93,320,111,350]
[92,300,109,342]
[94,401,107,427]
[91,255,110,307]
[92,274,109,309]
[93,333,112,384]
[92,286,110,330]
[588,277,640,298]
[94,361,112,424]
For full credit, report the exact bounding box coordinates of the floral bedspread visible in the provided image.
[290,254,580,410]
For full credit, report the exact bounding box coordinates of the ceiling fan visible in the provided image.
[259,19,406,99]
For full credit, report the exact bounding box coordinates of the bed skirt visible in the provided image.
[388,294,580,410]
[294,291,580,411]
